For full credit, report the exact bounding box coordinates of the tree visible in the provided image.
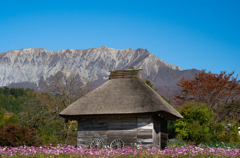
[175,102,215,144]
[5,114,18,124]
[215,99,240,123]
[0,107,19,127]
[40,72,92,144]
[43,72,91,111]
[175,70,240,108]
[175,102,240,144]
[3,87,10,95]
[18,91,67,145]
[0,123,42,147]
[144,76,158,91]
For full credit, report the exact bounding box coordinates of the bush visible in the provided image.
[175,102,240,144]
[0,123,42,147]
[5,114,18,124]
[175,102,214,144]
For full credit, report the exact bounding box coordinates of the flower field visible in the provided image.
[0,144,240,158]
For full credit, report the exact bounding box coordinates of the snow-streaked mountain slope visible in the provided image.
[0,46,181,86]
[0,46,197,98]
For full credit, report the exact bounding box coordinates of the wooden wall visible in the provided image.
[153,115,168,149]
[77,115,153,147]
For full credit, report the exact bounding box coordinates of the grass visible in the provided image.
[168,139,240,149]
[168,139,187,147]
[200,141,240,149]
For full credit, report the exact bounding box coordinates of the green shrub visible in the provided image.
[175,102,240,144]
[5,114,19,124]
[175,102,214,144]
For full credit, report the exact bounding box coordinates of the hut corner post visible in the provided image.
[153,115,168,150]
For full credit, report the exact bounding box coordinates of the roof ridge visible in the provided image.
[109,69,142,79]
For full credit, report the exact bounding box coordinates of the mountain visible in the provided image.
[0,46,198,98]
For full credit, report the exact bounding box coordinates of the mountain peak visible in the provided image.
[0,47,184,98]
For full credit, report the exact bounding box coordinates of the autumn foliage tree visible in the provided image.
[175,70,240,108]
[0,123,42,147]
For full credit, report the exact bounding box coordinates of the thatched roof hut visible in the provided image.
[60,69,182,120]
[60,69,182,149]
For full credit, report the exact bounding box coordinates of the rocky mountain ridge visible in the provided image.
[0,46,198,98]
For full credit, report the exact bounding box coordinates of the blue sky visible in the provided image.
[1,0,240,77]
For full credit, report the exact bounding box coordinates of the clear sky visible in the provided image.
[1,0,240,77]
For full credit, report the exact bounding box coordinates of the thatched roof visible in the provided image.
[59,69,183,121]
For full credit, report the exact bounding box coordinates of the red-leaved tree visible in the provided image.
[0,123,42,147]
[175,70,240,108]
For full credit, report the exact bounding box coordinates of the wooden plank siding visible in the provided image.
[153,120,161,148]
[77,115,154,147]
[137,117,153,146]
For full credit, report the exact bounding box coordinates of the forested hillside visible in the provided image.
[0,75,88,146]
[0,87,27,114]
[0,71,93,146]
[0,87,79,146]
